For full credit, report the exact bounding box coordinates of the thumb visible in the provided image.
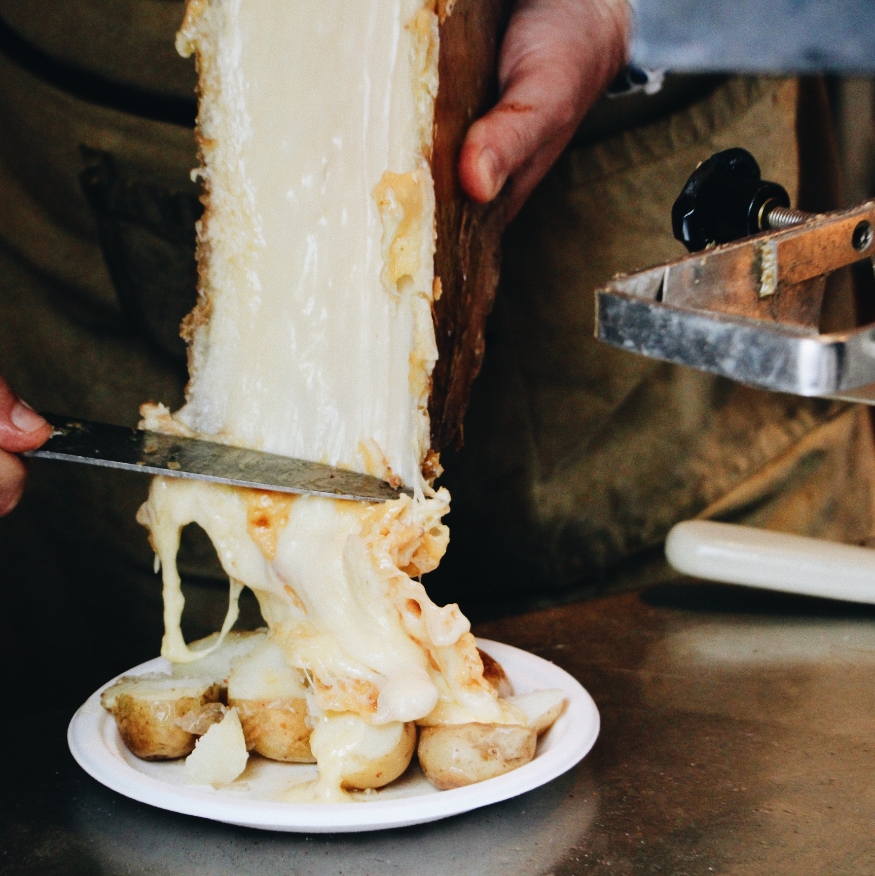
[459,84,566,201]
[0,377,51,454]
[459,71,579,215]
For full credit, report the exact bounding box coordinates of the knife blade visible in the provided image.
[24,414,410,502]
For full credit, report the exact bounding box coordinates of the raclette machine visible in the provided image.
[595,148,875,404]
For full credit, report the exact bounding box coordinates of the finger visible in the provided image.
[0,449,26,517]
[0,376,51,454]
[459,48,582,207]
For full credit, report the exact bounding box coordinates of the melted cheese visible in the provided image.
[140,478,518,729]
[137,0,521,798]
[287,713,411,802]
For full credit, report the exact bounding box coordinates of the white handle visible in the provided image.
[665,520,875,604]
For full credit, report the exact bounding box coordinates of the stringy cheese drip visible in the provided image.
[140,478,521,729]
[136,0,522,798]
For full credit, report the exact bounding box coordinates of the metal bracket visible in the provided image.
[595,201,875,403]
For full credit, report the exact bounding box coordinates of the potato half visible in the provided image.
[309,714,417,791]
[506,689,567,735]
[184,707,249,786]
[171,629,267,686]
[341,721,417,790]
[417,722,537,790]
[227,635,313,762]
[232,698,314,762]
[101,674,221,760]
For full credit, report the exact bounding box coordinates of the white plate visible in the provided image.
[68,638,599,833]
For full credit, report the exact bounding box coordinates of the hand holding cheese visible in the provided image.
[0,376,51,516]
[459,0,630,218]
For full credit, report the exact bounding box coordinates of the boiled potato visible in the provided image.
[175,701,227,735]
[184,707,249,786]
[417,722,536,790]
[232,698,314,762]
[101,674,221,760]
[341,721,416,790]
[171,629,267,686]
[309,714,417,790]
[227,636,314,762]
[506,689,567,734]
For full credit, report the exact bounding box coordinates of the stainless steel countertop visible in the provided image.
[5,582,875,875]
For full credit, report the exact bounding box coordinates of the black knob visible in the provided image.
[672,148,791,252]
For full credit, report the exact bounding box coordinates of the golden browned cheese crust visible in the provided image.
[477,647,514,698]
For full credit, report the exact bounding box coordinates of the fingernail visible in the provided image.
[11,400,47,433]
[479,148,505,200]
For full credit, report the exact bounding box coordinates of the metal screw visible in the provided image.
[852,220,873,252]
[760,203,812,231]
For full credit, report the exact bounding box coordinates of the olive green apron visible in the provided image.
[429,77,875,617]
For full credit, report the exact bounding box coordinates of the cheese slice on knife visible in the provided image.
[136,0,519,798]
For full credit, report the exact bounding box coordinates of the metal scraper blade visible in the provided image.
[24,414,410,502]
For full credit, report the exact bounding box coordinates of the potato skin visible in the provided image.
[230,697,315,763]
[112,685,221,761]
[418,723,537,790]
[341,721,417,791]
